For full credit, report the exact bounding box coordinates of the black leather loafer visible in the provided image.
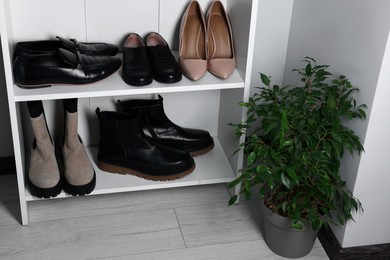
[122,33,153,86]
[13,36,119,59]
[145,32,182,83]
[14,48,122,88]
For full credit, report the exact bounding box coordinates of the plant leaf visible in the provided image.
[228,177,242,188]
[247,151,256,165]
[228,195,238,205]
[291,220,304,230]
[260,73,271,87]
[239,101,248,107]
[281,172,291,189]
[305,62,312,76]
[286,167,299,185]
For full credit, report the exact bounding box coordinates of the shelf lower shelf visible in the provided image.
[25,137,236,201]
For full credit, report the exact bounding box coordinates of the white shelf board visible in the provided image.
[25,137,236,201]
[13,53,244,102]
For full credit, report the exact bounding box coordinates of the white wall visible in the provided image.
[284,0,390,247]
[0,36,13,157]
[342,29,390,248]
[251,0,294,88]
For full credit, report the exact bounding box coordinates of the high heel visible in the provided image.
[179,0,207,81]
[206,0,235,79]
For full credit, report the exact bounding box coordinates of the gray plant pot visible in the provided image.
[260,202,318,258]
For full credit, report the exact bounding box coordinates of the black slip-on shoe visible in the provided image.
[145,32,182,84]
[122,33,153,86]
[13,48,122,88]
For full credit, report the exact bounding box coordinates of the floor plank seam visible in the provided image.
[171,200,231,212]
[27,201,181,224]
[181,237,268,250]
[174,207,188,248]
[109,227,181,237]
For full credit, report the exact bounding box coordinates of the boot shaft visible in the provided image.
[30,114,54,159]
[27,100,53,144]
[117,95,214,155]
[118,95,172,138]
[61,99,95,196]
[96,109,154,157]
[62,98,79,145]
[63,111,80,146]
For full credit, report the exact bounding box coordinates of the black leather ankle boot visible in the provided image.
[118,95,214,156]
[95,108,195,181]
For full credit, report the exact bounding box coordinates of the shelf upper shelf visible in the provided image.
[13,53,245,102]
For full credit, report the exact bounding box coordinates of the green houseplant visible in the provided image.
[229,57,366,258]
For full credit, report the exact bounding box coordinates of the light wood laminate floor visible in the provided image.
[0,175,329,259]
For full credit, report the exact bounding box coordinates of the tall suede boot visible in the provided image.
[95,108,195,181]
[61,98,96,196]
[118,95,214,156]
[27,101,62,198]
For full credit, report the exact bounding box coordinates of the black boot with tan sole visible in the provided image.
[95,108,195,181]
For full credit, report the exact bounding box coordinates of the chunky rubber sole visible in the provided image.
[28,178,63,199]
[190,143,215,157]
[97,161,195,181]
[63,173,96,196]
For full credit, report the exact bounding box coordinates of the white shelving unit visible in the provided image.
[0,0,258,225]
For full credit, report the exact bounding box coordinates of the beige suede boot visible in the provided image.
[28,102,62,198]
[61,109,96,196]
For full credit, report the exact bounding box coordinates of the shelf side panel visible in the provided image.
[227,0,257,85]
[1,0,29,225]
[226,0,259,197]
[218,88,244,174]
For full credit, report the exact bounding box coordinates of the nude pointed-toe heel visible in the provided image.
[206,0,235,79]
[179,0,207,81]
